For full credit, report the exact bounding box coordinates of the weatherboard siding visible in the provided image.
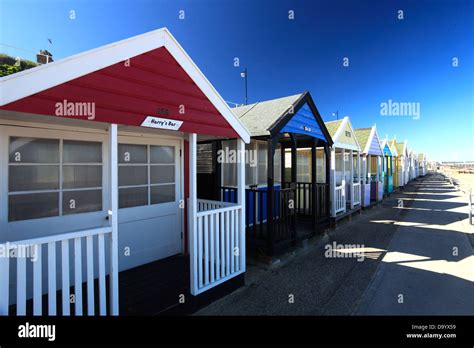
[367,132,383,156]
[280,103,326,141]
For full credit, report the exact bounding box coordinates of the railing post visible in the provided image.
[108,123,119,315]
[330,147,336,217]
[237,139,246,272]
[189,133,198,295]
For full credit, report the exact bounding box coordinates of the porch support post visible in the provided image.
[237,138,246,273]
[290,134,297,229]
[357,151,361,184]
[377,155,381,188]
[368,154,372,202]
[350,150,354,209]
[290,134,297,184]
[357,151,361,205]
[381,155,384,198]
[108,123,119,315]
[281,143,286,186]
[330,147,336,217]
[188,133,198,294]
[311,138,317,231]
[325,145,330,220]
[367,155,371,181]
[214,140,222,201]
[362,155,366,183]
[341,148,346,213]
[377,156,383,189]
[266,136,277,256]
[377,155,381,201]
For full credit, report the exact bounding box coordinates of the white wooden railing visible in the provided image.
[192,199,244,295]
[197,199,236,212]
[0,226,115,316]
[353,182,361,206]
[335,185,345,214]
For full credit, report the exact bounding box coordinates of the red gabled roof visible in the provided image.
[0,28,250,141]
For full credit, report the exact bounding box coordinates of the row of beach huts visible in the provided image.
[199,92,428,259]
[0,28,428,316]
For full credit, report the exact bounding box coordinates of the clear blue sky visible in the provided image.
[1,0,473,161]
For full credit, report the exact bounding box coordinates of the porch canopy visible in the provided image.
[0,28,250,315]
[395,140,408,158]
[355,126,383,157]
[232,92,333,254]
[381,139,393,157]
[233,91,331,142]
[381,138,394,193]
[355,126,384,203]
[389,139,399,157]
[395,140,409,185]
[325,117,363,215]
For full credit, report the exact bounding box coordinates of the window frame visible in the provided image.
[221,139,282,189]
[1,125,108,223]
[117,136,181,210]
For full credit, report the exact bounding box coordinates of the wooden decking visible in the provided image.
[120,255,189,315]
[120,254,244,315]
[7,254,243,316]
[247,215,329,259]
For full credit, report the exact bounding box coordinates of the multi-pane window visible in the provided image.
[257,142,267,185]
[221,140,237,187]
[8,137,103,222]
[274,147,281,184]
[293,148,326,184]
[245,142,257,186]
[222,139,280,187]
[197,143,213,174]
[254,141,281,185]
[343,151,351,182]
[297,149,311,183]
[118,144,176,209]
[316,148,326,184]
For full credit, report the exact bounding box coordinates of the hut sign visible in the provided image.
[141,116,183,130]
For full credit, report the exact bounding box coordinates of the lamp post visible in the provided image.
[241,68,248,105]
[332,110,339,120]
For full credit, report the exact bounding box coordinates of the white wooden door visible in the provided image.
[116,137,182,271]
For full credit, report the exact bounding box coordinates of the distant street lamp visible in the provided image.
[332,110,339,120]
[241,68,248,105]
